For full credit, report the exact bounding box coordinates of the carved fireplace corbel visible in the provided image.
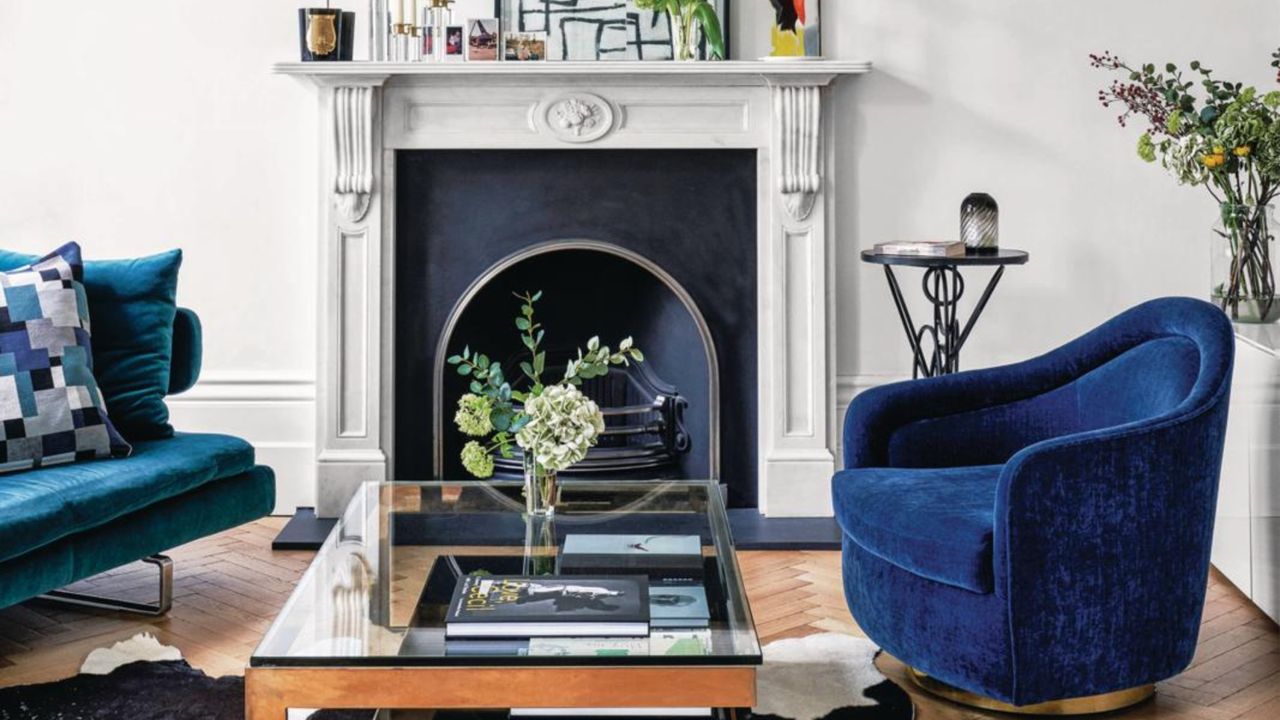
[772,83,822,221]
[331,84,379,222]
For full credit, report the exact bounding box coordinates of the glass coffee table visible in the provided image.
[248,480,761,718]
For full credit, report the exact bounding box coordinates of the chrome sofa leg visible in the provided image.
[37,554,173,616]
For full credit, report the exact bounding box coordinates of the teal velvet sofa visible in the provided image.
[0,307,276,612]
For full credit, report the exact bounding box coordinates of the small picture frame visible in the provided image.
[504,31,547,62]
[422,25,435,60]
[444,25,465,61]
[466,18,499,62]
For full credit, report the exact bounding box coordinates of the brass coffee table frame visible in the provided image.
[245,665,756,718]
[248,480,761,718]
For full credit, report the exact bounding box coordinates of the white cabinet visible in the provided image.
[1213,328,1280,622]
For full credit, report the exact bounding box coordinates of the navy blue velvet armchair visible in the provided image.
[834,297,1234,710]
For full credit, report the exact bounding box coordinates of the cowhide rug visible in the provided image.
[0,632,912,720]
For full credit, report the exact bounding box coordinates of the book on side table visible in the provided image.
[872,240,966,257]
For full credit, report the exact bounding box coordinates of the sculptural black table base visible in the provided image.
[861,249,1029,378]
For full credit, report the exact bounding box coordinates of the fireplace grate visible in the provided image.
[492,362,690,479]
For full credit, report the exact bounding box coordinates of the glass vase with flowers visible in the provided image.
[447,291,644,516]
[1092,48,1280,322]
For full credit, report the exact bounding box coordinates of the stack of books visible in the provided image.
[872,240,966,257]
[442,534,712,643]
[436,535,717,718]
[561,534,710,629]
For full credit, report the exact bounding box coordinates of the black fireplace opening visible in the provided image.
[394,148,758,508]
[440,247,712,482]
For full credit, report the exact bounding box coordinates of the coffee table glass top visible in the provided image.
[252,480,761,667]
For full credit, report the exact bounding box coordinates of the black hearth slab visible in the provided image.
[726,510,843,551]
[271,507,338,550]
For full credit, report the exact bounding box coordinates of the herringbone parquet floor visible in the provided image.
[0,518,1277,719]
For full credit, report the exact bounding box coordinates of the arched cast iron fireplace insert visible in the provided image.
[433,240,719,484]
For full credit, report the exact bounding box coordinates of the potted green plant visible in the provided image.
[1092,48,1280,322]
[448,291,644,516]
[635,0,725,61]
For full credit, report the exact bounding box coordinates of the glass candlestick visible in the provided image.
[368,0,390,60]
[424,0,454,62]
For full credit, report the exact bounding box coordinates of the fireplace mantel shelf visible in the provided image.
[273,60,871,85]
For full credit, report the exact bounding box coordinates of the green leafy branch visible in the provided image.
[564,335,645,386]
[513,290,546,402]
[446,345,522,459]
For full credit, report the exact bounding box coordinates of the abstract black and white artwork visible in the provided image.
[499,0,730,61]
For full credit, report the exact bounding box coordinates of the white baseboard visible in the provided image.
[166,372,316,514]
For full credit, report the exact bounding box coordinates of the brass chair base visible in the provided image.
[907,668,1155,715]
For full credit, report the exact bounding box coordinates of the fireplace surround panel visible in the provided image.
[394,149,758,505]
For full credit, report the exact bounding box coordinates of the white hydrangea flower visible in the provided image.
[515,384,606,473]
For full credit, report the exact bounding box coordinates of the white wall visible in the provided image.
[1,1,1277,511]
[818,1,1280,381]
[0,1,320,511]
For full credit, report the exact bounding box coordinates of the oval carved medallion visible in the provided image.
[540,93,615,143]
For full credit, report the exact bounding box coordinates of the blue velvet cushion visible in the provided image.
[0,243,130,472]
[0,247,182,441]
[835,297,1235,705]
[833,464,1001,593]
[0,432,254,564]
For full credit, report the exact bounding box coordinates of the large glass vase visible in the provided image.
[1212,203,1279,323]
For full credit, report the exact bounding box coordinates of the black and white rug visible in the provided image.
[0,633,912,720]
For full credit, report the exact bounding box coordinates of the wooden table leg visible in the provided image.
[245,667,288,720]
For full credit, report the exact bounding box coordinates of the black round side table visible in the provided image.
[860,249,1029,378]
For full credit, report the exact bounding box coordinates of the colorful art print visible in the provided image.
[503,31,547,61]
[422,26,435,57]
[444,25,465,58]
[502,0,729,61]
[770,0,821,58]
[467,18,500,61]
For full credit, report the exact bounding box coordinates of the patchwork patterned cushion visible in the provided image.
[0,243,130,472]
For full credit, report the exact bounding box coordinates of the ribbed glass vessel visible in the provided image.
[960,193,999,254]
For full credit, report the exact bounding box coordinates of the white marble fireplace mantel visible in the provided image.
[275,59,871,517]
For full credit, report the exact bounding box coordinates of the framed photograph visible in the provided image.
[444,24,465,61]
[499,0,730,61]
[467,18,500,61]
[504,31,547,61]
